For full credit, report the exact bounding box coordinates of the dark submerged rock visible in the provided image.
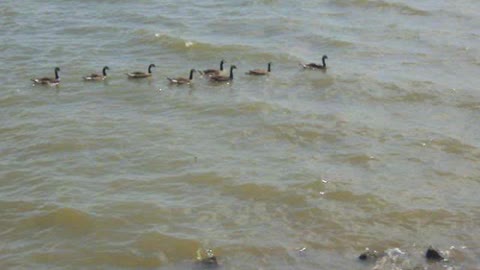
[426,247,443,261]
[358,253,368,260]
[358,249,378,261]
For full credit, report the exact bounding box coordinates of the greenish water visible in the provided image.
[0,1,479,269]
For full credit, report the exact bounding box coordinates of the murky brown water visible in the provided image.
[1,1,479,269]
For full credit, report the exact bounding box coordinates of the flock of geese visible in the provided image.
[31,55,328,86]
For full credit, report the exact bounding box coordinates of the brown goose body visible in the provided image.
[84,66,109,81]
[32,67,60,86]
[167,69,196,84]
[301,55,328,70]
[202,60,225,76]
[247,62,271,75]
[210,65,237,82]
[126,64,156,78]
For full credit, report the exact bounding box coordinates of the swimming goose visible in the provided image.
[167,69,196,84]
[201,60,225,76]
[246,62,271,75]
[83,66,109,81]
[126,64,156,78]
[209,65,237,82]
[31,67,60,86]
[301,55,328,70]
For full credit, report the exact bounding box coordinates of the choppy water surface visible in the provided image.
[1,1,479,269]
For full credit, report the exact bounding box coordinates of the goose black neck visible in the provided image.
[229,66,235,80]
[322,57,327,68]
[220,60,224,71]
[267,63,271,72]
[189,69,195,80]
[148,64,155,74]
[102,66,108,76]
[54,69,59,80]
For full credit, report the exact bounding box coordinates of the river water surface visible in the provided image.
[1,1,479,269]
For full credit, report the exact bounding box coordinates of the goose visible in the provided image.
[209,65,237,82]
[126,64,156,78]
[83,66,109,81]
[300,55,328,70]
[246,62,271,75]
[31,67,60,86]
[167,69,196,84]
[201,60,225,76]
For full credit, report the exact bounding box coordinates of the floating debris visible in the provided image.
[298,247,307,257]
[195,249,219,268]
